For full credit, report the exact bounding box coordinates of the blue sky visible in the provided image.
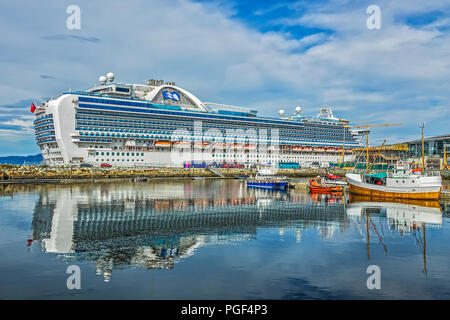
[0,0,449,156]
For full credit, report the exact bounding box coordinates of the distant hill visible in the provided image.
[0,154,43,165]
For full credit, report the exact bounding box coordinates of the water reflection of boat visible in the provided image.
[348,195,442,227]
[347,194,442,275]
[28,183,347,282]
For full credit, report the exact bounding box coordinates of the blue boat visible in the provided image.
[247,181,288,190]
[246,168,289,190]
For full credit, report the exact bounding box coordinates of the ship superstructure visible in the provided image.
[33,73,362,167]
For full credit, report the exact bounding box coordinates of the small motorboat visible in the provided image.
[322,174,347,186]
[247,168,289,190]
[308,176,343,193]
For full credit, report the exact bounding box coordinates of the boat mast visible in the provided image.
[366,131,369,171]
[421,123,425,172]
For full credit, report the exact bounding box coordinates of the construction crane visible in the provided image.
[348,123,402,171]
[443,144,449,170]
[366,139,386,173]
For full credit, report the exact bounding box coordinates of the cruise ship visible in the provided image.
[33,73,362,167]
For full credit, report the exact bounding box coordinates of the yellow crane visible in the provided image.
[443,144,448,170]
[366,139,386,173]
[349,123,402,171]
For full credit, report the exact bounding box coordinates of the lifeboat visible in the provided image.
[213,142,226,149]
[245,144,257,150]
[155,140,171,147]
[230,143,245,149]
[292,146,302,152]
[194,141,210,148]
[173,141,191,148]
[315,147,325,152]
[326,147,335,153]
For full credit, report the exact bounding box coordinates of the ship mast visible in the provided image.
[420,123,425,172]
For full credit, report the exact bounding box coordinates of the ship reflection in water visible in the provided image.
[2,180,450,299]
[30,181,349,282]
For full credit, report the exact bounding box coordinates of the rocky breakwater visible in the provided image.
[0,165,350,183]
[0,165,220,182]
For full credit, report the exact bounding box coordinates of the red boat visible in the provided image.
[308,177,343,193]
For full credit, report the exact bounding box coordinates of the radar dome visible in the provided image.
[106,72,115,82]
[296,106,302,114]
[99,76,107,84]
[279,109,285,117]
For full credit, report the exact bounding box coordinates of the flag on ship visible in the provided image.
[30,102,36,113]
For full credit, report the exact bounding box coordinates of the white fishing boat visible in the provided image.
[346,161,442,200]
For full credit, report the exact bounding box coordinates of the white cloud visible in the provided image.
[0,0,449,153]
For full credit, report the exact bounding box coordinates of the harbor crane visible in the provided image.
[348,123,402,170]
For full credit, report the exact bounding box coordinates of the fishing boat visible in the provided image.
[246,168,289,190]
[346,161,442,200]
[308,176,344,193]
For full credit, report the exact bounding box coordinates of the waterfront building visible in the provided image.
[407,134,450,158]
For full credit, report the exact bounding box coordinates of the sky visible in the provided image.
[0,0,449,156]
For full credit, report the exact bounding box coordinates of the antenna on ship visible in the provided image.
[106,72,115,83]
[99,75,107,85]
[420,123,425,172]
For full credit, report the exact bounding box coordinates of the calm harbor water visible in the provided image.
[0,179,450,299]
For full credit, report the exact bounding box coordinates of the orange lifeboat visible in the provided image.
[155,140,171,147]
